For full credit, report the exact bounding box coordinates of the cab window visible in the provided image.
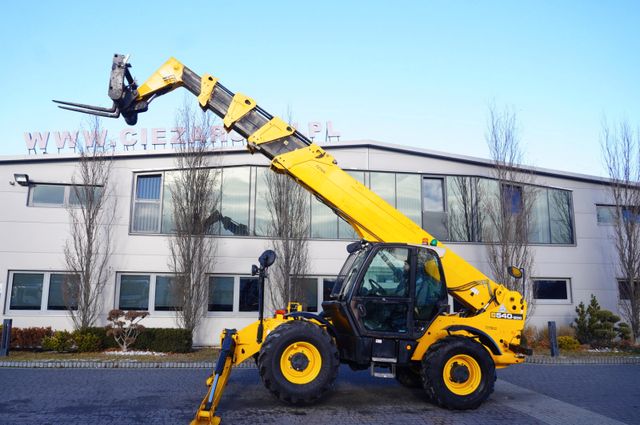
[414,248,446,322]
[358,247,410,297]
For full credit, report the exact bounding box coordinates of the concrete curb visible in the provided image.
[1,355,639,368]
[526,355,640,365]
[0,359,258,369]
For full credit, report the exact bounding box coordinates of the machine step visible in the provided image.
[370,359,397,378]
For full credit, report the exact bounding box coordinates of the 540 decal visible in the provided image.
[491,312,523,320]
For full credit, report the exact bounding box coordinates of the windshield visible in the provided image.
[331,248,369,299]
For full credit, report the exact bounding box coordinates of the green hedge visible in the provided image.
[83,327,119,350]
[132,328,192,353]
[2,326,191,353]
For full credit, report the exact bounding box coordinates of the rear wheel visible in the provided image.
[258,320,339,405]
[421,337,495,409]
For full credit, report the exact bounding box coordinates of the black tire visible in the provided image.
[421,336,496,410]
[257,320,339,405]
[395,364,423,388]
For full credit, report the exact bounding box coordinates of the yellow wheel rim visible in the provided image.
[442,354,482,396]
[280,341,322,385]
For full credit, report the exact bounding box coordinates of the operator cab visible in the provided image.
[322,241,448,369]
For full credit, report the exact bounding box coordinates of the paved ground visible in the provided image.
[0,364,638,424]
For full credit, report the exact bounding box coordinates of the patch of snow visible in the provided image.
[587,347,619,353]
[104,350,167,356]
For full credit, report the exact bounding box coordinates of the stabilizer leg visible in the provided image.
[191,329,237,425]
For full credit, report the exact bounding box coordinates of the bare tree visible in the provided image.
[482,105,536,309]
[601,120,640,341]
[263,169,311,310]
[64,116,116,330]
[167,102,221,335]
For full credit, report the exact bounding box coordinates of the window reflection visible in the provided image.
[254,167,271,236]
[209,276,234,312]
[338,171,366,239]
[300,277,318,312]
[370,172,395,206]
[447,176,479,242]
[422,178,447,241]
[10,273,44,310]
[239,277,259,311]
[311,197,337,238]
[528,187,550,243]
[119,275,150,310]
[396,174,421,227]
[155,275,181,311]
[549,189,574,244]
[220,168,250,236]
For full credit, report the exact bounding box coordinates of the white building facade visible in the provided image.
[0,140,626,345]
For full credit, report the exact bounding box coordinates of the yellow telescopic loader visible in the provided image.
[55,54,531,424]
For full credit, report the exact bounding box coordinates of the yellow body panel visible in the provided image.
[223,93,256,129]
[198,74,218,108]
[136,57,185,99]
[247,117,294,145]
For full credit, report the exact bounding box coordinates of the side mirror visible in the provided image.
[259,250,277,268]
[507,266,524,280]
[346,240,364,254]
[251,265,259,276]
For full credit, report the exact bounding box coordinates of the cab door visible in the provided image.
[350,245,414,338]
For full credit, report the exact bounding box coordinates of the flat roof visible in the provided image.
[0,139,615,186]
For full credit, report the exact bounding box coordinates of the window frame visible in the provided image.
[531,278,572,304]
[5,271,79,314]
[206,274,260,317]
[617,279,639,302]
[131,173,164,233]
[597,204,640,226]
[115,272,182,314]
[28,183,102,209]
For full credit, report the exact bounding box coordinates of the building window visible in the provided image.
[422,177,447,241]
[548,189,574,244]
[118,274,150,310]
[596,205,615,224]
[154,275,181,311]
[239,277,259,312]
[219,167,250,236]
[597,205,640,225]
[396,174,422,227]
[311,196,337,238]
[337,171,366,240]
[300,278,318,312]
[502,184,523,214]
[209,276,234,312]
[532,279,571,303]
[618,279,639,301]
[29,184,101,208]
[8,272,78,311]
[446,176,480,242]
[10,273,43,310]
[132,174,162,232]
[116,273,187,312]
[47,274,78,310]
[370,172,396,207]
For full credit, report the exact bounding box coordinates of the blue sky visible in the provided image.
[1,1,638,176]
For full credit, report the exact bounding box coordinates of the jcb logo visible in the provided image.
[491,312,523,320]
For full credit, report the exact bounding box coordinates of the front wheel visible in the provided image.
[421,337,496,409]
[257,320,339,405]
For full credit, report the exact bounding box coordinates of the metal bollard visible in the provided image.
[0,319,12,357]
[548,321,559,357]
